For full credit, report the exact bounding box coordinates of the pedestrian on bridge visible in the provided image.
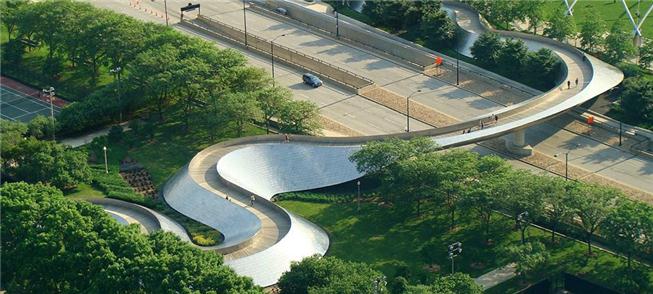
[494,114,498,123]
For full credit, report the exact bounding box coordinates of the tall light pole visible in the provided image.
[110,66,122,122]
[42,87,56,141]
[456,47,460,85]
[335,10,339,38]
[270,34,286,85]
[357,180,361,211]
[164,0,169,26]
[448,242,462,274]
[619,121,623,146]
[243,0,248,47]
[406,89,422,132]
[554,143,580,181]
[103,146,109,174]
[556,151,570,181]
[517,211,529,244]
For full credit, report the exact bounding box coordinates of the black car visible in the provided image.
[302,73,323,88]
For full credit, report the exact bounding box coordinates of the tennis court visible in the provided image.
[1,85,62,123]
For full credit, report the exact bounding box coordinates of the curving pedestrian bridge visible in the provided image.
[163,2,623,286]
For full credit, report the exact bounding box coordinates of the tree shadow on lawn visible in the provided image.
[307,201,518,281]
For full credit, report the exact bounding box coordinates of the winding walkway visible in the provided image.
[162,2,623,287]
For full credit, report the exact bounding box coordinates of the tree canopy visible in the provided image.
[470,33,561,90]
[277,255,387,294]
[1,182,261,293]
[2,0,320,135]
[1,120,92,190]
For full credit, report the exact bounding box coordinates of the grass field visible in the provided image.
[66,108,266,246]
[277,190,653,292]
[542,0,653,38]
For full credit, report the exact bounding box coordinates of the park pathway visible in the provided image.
[474,263,517,290]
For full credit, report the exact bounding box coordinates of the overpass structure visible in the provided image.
[162,1,623,287]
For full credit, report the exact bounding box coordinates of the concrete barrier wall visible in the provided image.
[192,15,373,91]
[259,0,545,95]
[264,0,436,68]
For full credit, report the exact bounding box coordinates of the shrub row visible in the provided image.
[275,191,358,203]
[91,167,154,207]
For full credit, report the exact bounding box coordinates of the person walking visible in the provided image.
[567,80,571,89]
[494,114,498,123]
[250,195,255,206]
[284,134,289,143]
[575,78,578,87]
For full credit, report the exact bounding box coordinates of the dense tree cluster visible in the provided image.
[278,256,387,294]
[278,256,481,294]
[464,0,546,32]
[362,0,456,49]
[470,32,561,90]
[350,138,653,262]
[618,77,653,128]
[1,182,261,293]
[1,0,320,135]
[543,6,576,41]
[0,119,91,190]
[466,2,636,66]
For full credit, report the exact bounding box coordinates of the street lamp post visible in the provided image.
[103,146,109,174]
[406,89,422,132]
[110,66,122,122]
[554,143,580,181]
[517,211,529,244]
[335,10,339,38]
[564,152,569,180]
[619,121,623,146]
[164,0,169,26]
[456,47,460,86]
[42,87,56,141]
[357,180,361,211]
[270,34,287,85]
[448,242,462,274]
[555,151,570,180]
[243,0,248,47]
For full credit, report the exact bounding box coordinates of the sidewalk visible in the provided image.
[60,122,130,148]
[474,263,517,290]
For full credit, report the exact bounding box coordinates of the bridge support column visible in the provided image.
[505,129,533,156]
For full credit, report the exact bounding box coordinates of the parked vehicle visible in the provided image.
[302,73,323,88]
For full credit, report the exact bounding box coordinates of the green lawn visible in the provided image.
[75,109,266,246]
[65,183,106,200]
[542,0,653,39]
[91,113,265,187]
[277,192,652,292]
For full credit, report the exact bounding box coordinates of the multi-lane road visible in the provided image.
[91,0,652,197]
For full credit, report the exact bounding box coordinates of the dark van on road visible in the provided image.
[302,73,323,88]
